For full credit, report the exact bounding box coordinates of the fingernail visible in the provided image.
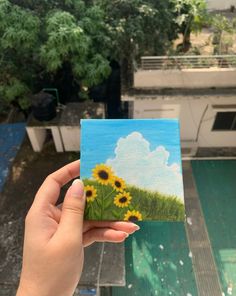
[71,179,84,198]
[132,224,140,231]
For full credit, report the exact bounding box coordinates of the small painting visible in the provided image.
[80,119,185,221]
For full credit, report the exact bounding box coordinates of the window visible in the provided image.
[212,112,236,131]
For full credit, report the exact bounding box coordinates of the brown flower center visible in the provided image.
[119,197,127,203]
[86,190,92,197]
[115,181,121,188]
[98,170,109,180]
[128,215,138,222]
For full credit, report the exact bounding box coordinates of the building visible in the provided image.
[206,0,236,11]
[122,56,236,157]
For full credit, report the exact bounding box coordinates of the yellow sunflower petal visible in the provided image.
[85,185,97,202]
[92,164,114,185]
[111,176,126,192]
[114,191,132,208]
[124,210,142,221]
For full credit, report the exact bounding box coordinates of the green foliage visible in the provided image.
[142,0,180,55]
[1,6,39,50]
[127,185,185,221]
[40,11,87,72]
[173,0,209,51]
[210,14,236,54]
[0,78,31,109]
[99,0,178,58]
[0,0,39,108]
[39,1,112,85]
[211,14,235,33]
[0,0,208,108]
[173,0,208,32]
[98,0,179,89]
[84,179,185,221]
[0,0,111,109]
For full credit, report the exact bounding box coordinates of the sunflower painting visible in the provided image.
[114,191,132,208]
[92,164,113,185]
[81,119,185,221]
[84,185,97,203]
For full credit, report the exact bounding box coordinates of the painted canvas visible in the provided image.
[80,119,185,221]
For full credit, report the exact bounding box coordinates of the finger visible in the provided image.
[58,179,85,236]
[49,204,62,224]
[34,160,80,207]
[83,221,140,234]
[57,203,63,210]
[83,228,129,247]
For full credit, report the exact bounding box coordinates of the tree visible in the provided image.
[0,0,40,109]
[0,0,111,109]
[173,0,208,52]
[98,0,179,91]
[211,14,236,55]
[0,0,206,110]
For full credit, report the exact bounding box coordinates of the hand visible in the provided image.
[17,160,139,296]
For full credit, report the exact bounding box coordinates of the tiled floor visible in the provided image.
[192,160,236,296]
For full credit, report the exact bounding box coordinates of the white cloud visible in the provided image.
[106,132,184,201]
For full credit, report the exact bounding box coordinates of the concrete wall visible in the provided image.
[206,0,236,10]
[130,95,236,148]
[134,69,236,89]
[60,126,80,151]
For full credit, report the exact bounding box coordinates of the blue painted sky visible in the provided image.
[80,119,182,179]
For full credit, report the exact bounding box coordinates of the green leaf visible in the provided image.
[112,210,121,220]
[94,210,101,220]
[95,197,102,207]
[104,197,113,210]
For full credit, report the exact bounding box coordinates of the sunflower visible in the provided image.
[124,210,142,222]
[114,191,132,208]
[84,185,97,202]
[92,164,114,185]
[111,176,126,192]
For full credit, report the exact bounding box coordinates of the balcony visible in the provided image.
[134,55,236,89]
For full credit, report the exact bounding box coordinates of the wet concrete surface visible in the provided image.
[0,137,78,295]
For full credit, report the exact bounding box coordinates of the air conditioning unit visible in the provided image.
[181,140,198,157]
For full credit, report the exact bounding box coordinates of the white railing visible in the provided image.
[141,55,236,70]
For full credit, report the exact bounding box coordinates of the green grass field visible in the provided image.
[83,179,185,221]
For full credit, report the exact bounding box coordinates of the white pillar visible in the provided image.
[51,127,64,152]
[26,127,46,152]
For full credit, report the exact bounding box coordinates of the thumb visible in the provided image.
[59,179,85,235]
